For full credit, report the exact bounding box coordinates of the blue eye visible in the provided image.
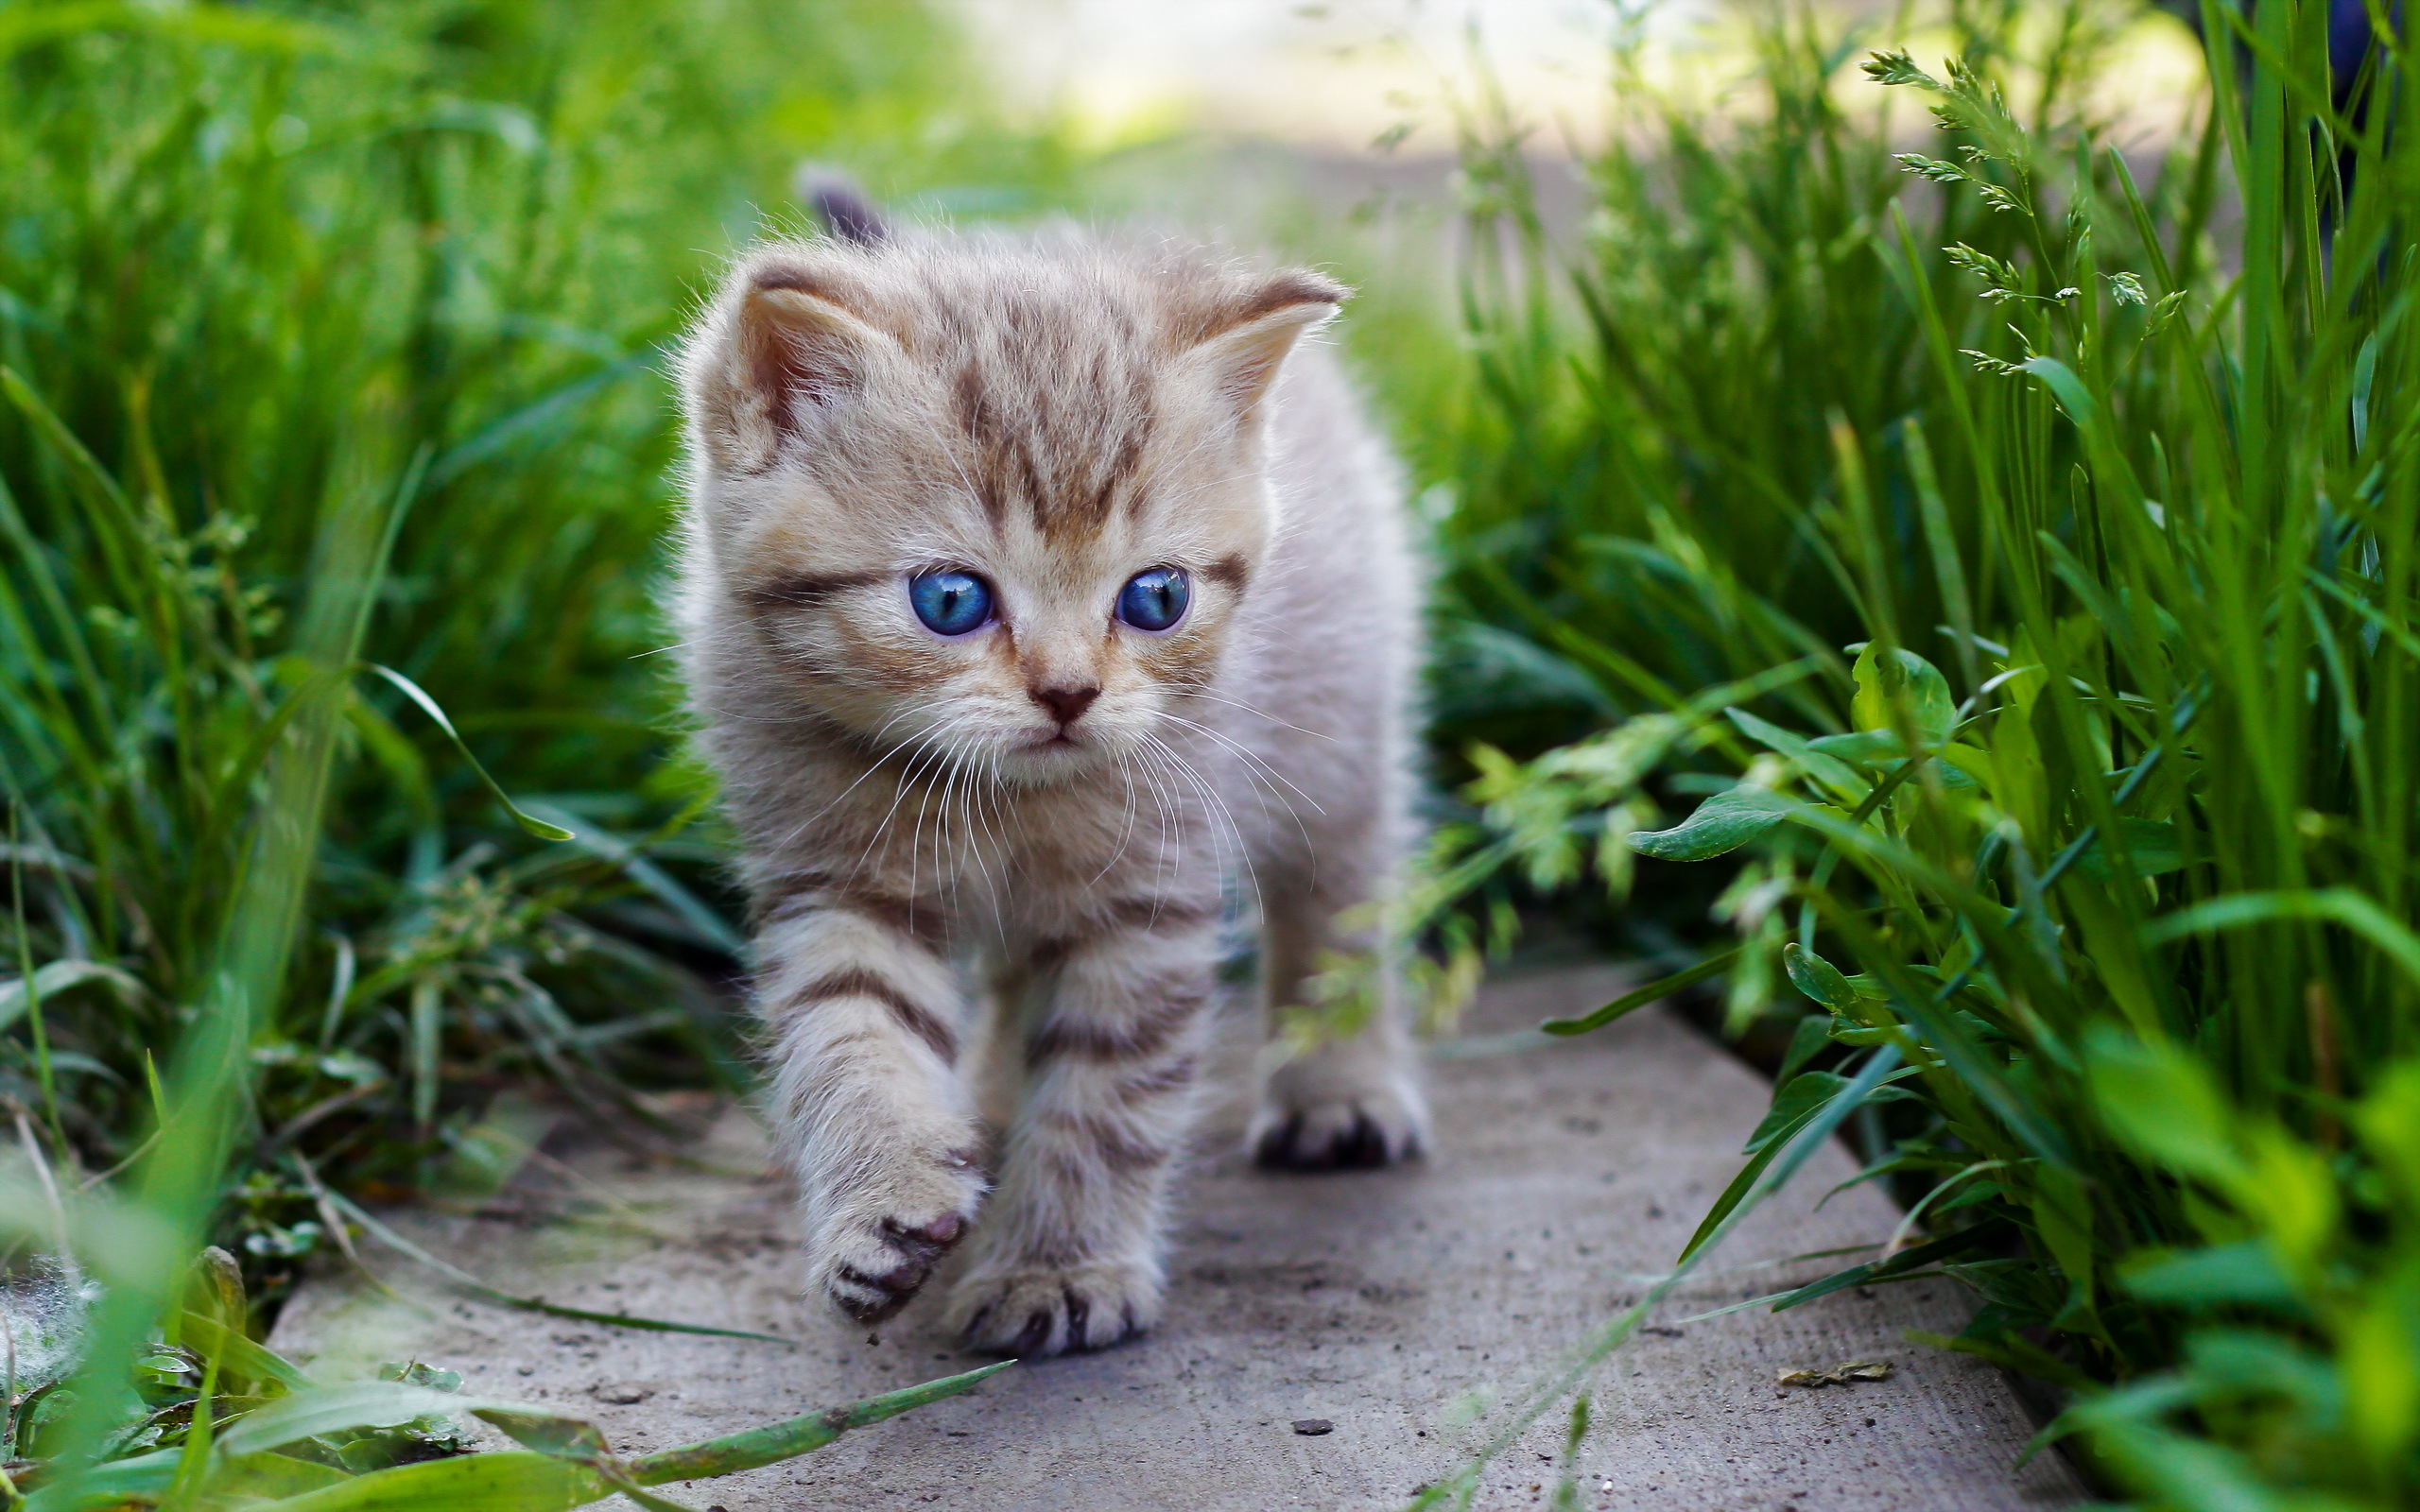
[1116,567,1189,632]
[908,571,994,636]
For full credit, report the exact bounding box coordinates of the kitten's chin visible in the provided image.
[994,730,1128,786]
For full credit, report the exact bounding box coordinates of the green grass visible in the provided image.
[0,0,1080,1499]
[0,0,1083,1240]
[1426,0,2420,1504]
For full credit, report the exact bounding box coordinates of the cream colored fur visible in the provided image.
[669,230,1426,1357]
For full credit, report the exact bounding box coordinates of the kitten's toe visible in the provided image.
[1251,1083,1429,1171]
[821,1210,970,1322]
[808,1149,985,1322]
[944,1261,1161,1357]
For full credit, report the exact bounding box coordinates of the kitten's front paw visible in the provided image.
[807,1146,986,1324]
[1250,1073,1430,1171]
[944,1260,1162,1357]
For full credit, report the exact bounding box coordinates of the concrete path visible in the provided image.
[272,966,2087,1510]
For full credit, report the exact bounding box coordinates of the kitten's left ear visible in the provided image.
[1188,270,1348,419]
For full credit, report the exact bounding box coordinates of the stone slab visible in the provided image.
[272,966,2087,1510]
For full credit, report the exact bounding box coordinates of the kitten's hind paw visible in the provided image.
[1250,1082,1429,1171]
[944,1261,1161,1357]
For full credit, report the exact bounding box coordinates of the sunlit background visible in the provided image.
[942,0,2204,156]
[949,0,1626,149]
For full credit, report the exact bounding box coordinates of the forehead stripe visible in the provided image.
[745,570,884,613]
[952,345,1157,542]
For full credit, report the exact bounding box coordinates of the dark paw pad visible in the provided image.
[1254,1108,1416,1171]
[832,1212,970,1321]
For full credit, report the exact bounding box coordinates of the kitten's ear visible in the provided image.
[682,253,894,473]
[1187,270,1347,421]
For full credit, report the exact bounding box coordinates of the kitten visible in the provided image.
[669,224,1427,1357]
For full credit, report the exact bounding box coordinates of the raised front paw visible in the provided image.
[1250,1073,1430,1171]
[943,1260,1162,1358]
[806,1146,986,1323]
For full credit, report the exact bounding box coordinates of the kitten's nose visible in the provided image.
[1030,683,1100,727]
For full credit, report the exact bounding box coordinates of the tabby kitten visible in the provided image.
[670,224,1426,1357]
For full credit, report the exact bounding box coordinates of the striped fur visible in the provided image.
[670,229,1427,1356]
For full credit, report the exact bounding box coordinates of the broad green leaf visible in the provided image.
[216,1452,354,1499]
[234,1449,605,1512]
[2183,1330,2341,1414]
[471,1409,614,1461]
[2082,1028,2242,1186]
[1802,730,1979,789]
[1726,708,1866,799]
[2354,1059,2420,1200]
[1773,1012,1834,1084]
[1626,787,1803,861]
[2119,1244,2301,1311]
[1937,743,1996,790]
[23,1448,181,1511]
[2341,1273,2420,1459]
[2239,1131,2340,1272]
[1872,755,1977,790]
[1805,730,1907,764]
[2082,1420,2287,1512]
[1744,1072,1850,1156]
[1826,1014,1893,1046]
[216,1382,543,1459]
[2031,1165,2098,1319]
[2066,818,2187,880]
[1782,942,1858,1010]
[1848,642,1956,743]
[177,1310,317,1395]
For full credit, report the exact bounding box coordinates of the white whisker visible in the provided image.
[1154,711,1326,817]
[1162,686,1339,744]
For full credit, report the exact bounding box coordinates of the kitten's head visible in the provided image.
[676,235,1342,784]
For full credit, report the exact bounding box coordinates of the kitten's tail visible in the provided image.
[792,163,889,249]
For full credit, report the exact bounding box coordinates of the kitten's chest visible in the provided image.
[838,748,1230,919]
[986,774,1209,889]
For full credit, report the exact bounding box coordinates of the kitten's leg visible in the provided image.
[944,902,1219,1356]
[756,898,986,1322]
[965,953,1031,1134]
[1249,876,1431,1169]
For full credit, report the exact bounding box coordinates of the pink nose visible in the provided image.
[1030,684,1100,726]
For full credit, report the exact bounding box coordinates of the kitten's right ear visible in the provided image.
[1184,270,1347,425]
[681,255,893,474]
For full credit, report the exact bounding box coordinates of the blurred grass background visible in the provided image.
[10,0,2420,1507]
[0,0,1097,1281]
